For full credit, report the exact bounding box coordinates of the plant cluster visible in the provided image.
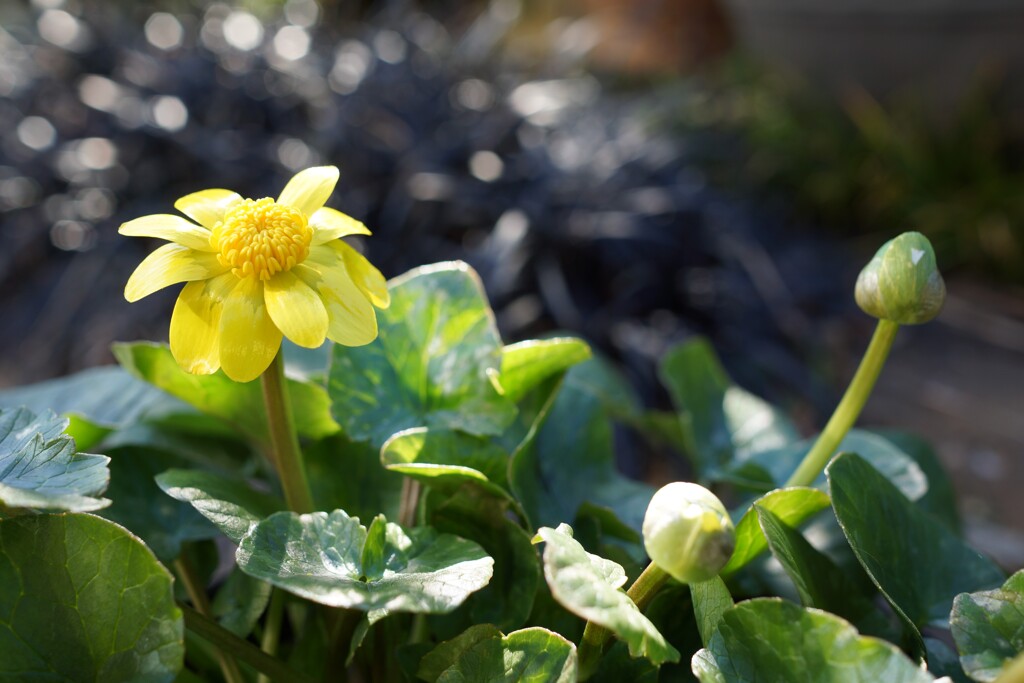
[0,175,1020,682]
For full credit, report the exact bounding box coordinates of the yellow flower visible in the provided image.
[120,166,390,382]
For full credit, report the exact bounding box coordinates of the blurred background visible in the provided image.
[0,0,1021,562]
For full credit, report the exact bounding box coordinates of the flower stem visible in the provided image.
[576,562,671,680]
[181,602,318,683]
[173,555,245,683]
[784,319,900,488]
[257,589,286,683]
[398,477,421,527]
[260,350,315,514]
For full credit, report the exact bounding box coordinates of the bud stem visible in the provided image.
[260,350,315,514]
[784,319,899,488]
[577,562,671,679]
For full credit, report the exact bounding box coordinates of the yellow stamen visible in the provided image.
[211,197,312,281]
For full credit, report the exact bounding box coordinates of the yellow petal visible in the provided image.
[169,273,236,375]
[119,214,215,251]
[309,207,371,245]
[264,271,328,349]
[174,189,243,230]
[218,277,282,383]
[335,242,389,309]
[277,166,339,216]
[294,262,378,347]
[124,244,228,302]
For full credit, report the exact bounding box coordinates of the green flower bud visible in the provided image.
[855,231,946,325]
[642,482,735,584]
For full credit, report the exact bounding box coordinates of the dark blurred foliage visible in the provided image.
[677,61,1024,284]
[0,0,854,430]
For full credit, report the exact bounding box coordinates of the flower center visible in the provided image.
[212,197,312,280]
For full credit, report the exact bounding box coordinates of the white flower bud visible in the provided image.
[642,482,735,584]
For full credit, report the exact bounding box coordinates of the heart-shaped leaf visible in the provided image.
[100,447,218,562]
[211,568,273,639]
[428,491,540,633]
[510,363,654,533]
[113,342,339,443]
[155,469,283,544]
[381,428,513,501]
[235,510,493,613]
[659,339,798,475]
[0,407,110,513]
[417,624,504,682]
[755,504,889,637]
[423,627,577,683]
[721,487,830,577]
[0,366,189,449]
[535,524,679,666]
[877,430,961,532]
[498,338,591,403]
[691,598,935,683]
[328,262,516,447]
[828,453,1004,652]
[735,430,928,501]
[0,513,183,681]
[950,570,1024,682]
[304,434,404,522]
[691,577,734,648]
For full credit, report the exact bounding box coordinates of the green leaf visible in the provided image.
[0,365,187,433]
[432,627,577,683]
[418,624,504,682]
[236,510,494,612]
[211,569,272,638]
[100,447,218,562]
[328,262,516,447]
[282,338,332,382]
[926,637,973,683]
[304,434,404,522]
[720,487,830,577]
[691,577,733,648]
[950,570,1024,682]
[498,338,592,403]
[0,407,110,513]
[381,428,513,502]
[828,452,1004,651]
[510,363,654,533]
[754,504,886,635]
[113,342,339,443]
[659,339,798,474]
[692,599,935,683]
[429,491,540,632]
[590,641,660,683]
[876,430,961,532]
[535,524,679,666]
[0,513,183,681]
[733,430,928,501]
[644,584,703,683]
[155,469,284,544]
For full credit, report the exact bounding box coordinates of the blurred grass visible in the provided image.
[677,60,1024,284]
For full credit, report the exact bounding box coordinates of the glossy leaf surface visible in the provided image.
[721,487,830,577]
[0,513,183,681]
[114,342,339,443]
[828,453,1004,650]
[155,468,283,544]
[692,599,935,683]
[535,524,679,666]
[426,627,577,683]
[328,262,516,447]
[0,407,109,513]
[950,570,1024,682]
[236,510,493,613]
